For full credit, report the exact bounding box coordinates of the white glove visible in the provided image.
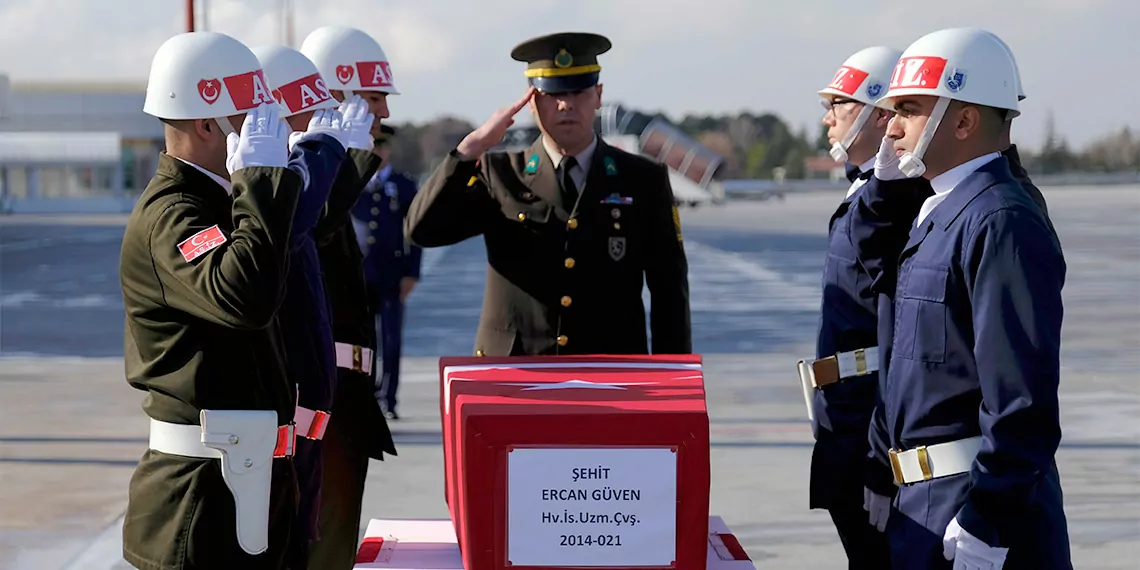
[225,103,289,174]
[338,94,376,151]
[873,135,907,181]
[943,517,1009,569]
[863,487,891,532]
[288,108,348,152]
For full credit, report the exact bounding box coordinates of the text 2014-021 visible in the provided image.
[560,534,623,547]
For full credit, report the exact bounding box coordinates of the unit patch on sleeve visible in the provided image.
[177,225,227,263]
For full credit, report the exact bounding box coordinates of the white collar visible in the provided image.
[174,157,233,196]
[542,134,597,173]
[915,151,1001,226]
[929,151,1001,197]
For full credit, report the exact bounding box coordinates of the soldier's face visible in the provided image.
[821,97,863,150]
[531,84,602,151]
[887,95,959,178]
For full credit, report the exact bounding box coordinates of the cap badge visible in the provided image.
[554,48,573,68]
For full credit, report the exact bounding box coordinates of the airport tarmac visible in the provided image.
[1,186,1137,569]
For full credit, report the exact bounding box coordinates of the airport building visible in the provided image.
[0,76,165,213]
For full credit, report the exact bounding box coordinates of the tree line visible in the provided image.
[381,110,1140,181]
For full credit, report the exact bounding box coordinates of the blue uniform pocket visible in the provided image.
[896,264,949,363]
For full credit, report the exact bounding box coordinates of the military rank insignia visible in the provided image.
[672,205,683,242]
[604,156,618,175]
[525,153,540,174]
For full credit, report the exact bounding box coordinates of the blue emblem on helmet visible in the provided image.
[945,69,966,92]
[866,82,882,99]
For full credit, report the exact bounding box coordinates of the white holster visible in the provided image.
[796,359,816,423]
[199,409,278,556]
[148,410,280,555]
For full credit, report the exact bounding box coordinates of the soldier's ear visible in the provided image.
[594,83,604,109]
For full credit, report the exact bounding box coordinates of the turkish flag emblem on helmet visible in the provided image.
[198,79,221,104]
[336,64,355,84]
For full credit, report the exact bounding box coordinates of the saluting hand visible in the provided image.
[338,94,376,151]
[456,86,536,159]
[226,103,290,175]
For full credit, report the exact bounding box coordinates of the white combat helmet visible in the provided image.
[818,45,904,163]
[984,31,1026,101]
[876,27,1021,177]
[143,32,277,135]
[300,26,399,95]
[252,45,340,118]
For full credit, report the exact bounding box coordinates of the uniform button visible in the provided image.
[476,350,485,357]
[394,250,402,257]
[560,295,572,307]
[371,207,380,215]
[567,218,578,229]
[517,212,527,221]
[368,221,378,230]
[372,193,381,202]
[367,237,376,244]
[557,335,568,346]
[613,222,621,230]
[564,257,575,269]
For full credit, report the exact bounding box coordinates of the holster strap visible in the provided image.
[889,436,982,486]
[335,342,373,375]
[294,405,331,440]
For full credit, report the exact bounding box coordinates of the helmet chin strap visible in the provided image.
[898,96,950,178]
[214,117,236,137]
[830,103,876,163]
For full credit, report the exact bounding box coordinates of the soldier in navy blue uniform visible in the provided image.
[800,45,933,570]
[254,45,379,567]
[864,28,1071,569]
[302,25,399,570]
[351,124,423,420]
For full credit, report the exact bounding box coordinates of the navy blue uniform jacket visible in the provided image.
[351,167,423,300]
[809,168,879,509]
[280,134,345,417]
[869,156,1071,568]
[812,169,932,510]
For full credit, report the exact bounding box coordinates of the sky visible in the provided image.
[0,0,1135,150]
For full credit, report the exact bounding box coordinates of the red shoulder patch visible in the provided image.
[177,225,227,263]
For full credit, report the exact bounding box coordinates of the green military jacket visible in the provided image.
[118,153,301,569]
[316,148,396,460]
[406,135,692,356]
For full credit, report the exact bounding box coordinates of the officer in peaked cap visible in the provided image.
[511,32,612,94]
[405,31,691,357]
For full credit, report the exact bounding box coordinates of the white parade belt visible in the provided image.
[889,436,982,485]
[795,346,879,421]
[335,342,373,375]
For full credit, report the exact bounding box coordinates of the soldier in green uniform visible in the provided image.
[119,31,303,570]
[301,25,398,570]
[405,32,692,356]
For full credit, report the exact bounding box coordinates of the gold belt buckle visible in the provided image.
[352,345,364,373]
[888,449,903,486]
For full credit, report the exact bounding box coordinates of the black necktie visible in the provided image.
[845,163,861,183]
[559,156,579,209]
